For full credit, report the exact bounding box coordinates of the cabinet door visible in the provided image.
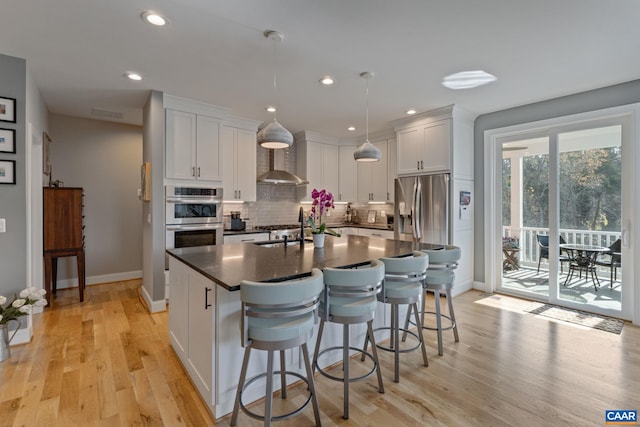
[306,142,324,192]
[387,138,397,202]
[168,258,189,360]
[357,161,372,202]
[166,109,196,180]
[221,126,237,200]
[371,141,388,201]
[196,115,222,181]
[338,146,358,202]
[396,126,422,175]
[422,120,450,173]
[323,144,339,197]
[234,128,257,201]
[188,272,215,403]
[224,233,270,244]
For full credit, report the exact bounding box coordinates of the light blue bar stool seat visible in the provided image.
[366,251,429,383]
[312,259,385,420]
[231,269,324,427]
[406,246,461,356]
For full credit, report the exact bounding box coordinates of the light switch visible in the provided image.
[0,218,5,233]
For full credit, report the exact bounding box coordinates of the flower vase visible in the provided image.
[0,321,19,362]
[313,233,325,249]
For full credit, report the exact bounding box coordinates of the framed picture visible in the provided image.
[0,128,15,153]
[0,97,16,123]
[0,159,16,184]
[43,132,51,175]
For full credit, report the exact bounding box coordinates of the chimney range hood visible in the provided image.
[257,149,308,186]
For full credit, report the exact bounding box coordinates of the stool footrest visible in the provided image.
[314,346,379,383]
[373,326,423,354]
[421,311,456,331]
[238,370,312,422]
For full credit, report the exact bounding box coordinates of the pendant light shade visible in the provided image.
[259,30,293,149]
[257,119,293,149]
[354,71,381,162]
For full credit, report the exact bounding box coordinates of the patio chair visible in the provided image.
[594,238,622,287]
[536,234,571,274]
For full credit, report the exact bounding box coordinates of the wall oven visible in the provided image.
[165,186,224,268]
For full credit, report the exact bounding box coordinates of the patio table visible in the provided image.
[559,244,608,290]
[502,247,520,271]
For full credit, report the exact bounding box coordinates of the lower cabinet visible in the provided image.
[223,232,270,244]
[357,228,394,239]
[169,258,215,405]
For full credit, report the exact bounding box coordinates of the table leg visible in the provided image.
[77,250,85,302]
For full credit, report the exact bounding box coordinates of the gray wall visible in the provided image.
[0,54,26,299]
[473,79,640,282]
[48,114,143,281]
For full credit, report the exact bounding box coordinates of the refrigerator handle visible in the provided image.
[413,177,423,241]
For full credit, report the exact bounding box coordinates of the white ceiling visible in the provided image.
[2,1,640,140]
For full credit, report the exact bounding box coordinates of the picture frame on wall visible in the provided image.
[0,159,16,184]
[0,97,16,123]
[0,128,15,153]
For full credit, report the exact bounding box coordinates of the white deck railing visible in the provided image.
[502,227,621,276]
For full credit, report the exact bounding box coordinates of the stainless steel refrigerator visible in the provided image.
[394,174,450,244]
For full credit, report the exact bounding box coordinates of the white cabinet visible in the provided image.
[397,119,450,175]
[169,257,215,404]
[224,233,270,244]
[297,139,339,200]
[357,140,390,202]
[166,109,222,181]
[357,228,394,239]
[222,126,257,201]
[338,146,358,202]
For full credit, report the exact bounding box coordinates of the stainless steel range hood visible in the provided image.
[257,149,308,186]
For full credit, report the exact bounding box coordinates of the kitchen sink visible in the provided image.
[254,239,312,248]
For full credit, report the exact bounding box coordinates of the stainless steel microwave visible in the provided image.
[165,186,223,225]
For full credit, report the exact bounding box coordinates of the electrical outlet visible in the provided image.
[0,218,5,233]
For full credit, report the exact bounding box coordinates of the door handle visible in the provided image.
[205,287,212,309]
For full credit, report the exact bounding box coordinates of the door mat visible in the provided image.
[525,304,624,334]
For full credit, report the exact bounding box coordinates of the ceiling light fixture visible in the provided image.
[125,72,143,81]
[141,11,167,26]
[266,106,276,113]
[347,126,356,131]
[354,72,381,162]
[442,70,496,90]
[406,109,417,115]
[257,30,293,149]
[320,76,334,85]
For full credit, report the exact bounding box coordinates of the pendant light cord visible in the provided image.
[365,76,369,142]
[272,37,278,122]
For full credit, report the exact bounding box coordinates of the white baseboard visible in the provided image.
[472,280,488,292]
[10,314,33,346]
[53,270,143,289]
[140,284,167,313]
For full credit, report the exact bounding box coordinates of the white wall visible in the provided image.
[48,114,143,285]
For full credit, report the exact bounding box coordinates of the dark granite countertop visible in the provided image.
[168,235,446,291]
[223,223,392,236]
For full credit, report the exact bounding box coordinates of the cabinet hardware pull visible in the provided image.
[192,166,196,177]
[205,287,212,309]
[417,161,420,170]
[373,233,382,237]
[197,167,201,177]
[387,192,389,200]
[238,190,241,199]
[421,160,424,169]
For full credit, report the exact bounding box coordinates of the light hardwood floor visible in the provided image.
[1,280,638,426]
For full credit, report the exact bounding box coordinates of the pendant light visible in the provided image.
[354,72,382,162]
[257,30,293,149]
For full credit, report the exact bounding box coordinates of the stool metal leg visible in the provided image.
[412,302,428,366]
[312,319,326,375]
[300,343,322,426]
[434,290,443,356]
[367,320,385,394]
[393,303,400,382]
[343,324,350,419]
[231,347,252,426]
[265,350,274,427]
[280,350,287,399]
[447,289,459,343]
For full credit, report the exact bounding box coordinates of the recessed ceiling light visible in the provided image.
[442,70,497,90]
[141,11,167,26]
[320,76,334,85]
[406,109,417,115]
[266,106,276,113]
[347,126,356,131]
[125,72,143,81]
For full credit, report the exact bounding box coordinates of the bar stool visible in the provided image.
[366,251,429,383]
[312,260,385,420]
[409,246,461,356]
[231,269,324,427]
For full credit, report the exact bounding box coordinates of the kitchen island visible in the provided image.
[167,235,444,420]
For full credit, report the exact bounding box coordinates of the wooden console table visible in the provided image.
[43,187,85,305]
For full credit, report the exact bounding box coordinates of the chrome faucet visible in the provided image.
[298,207,305,247]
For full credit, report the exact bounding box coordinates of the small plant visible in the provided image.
[308,188,340,236]
[0,287,47,324]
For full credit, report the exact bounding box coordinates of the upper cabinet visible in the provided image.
[296,131,339,201]
[166,110,222,181]
[221,125,257,202]
[393,105,475,181]
[357,140,390,202]
[338,146,358,202]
